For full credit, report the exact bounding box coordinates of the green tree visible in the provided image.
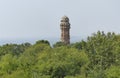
[105,66,120,78]
[36,40,50,46]
[0,54,18,76]
[53,41,66,48]
[35,47,89,78]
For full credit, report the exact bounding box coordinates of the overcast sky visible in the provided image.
[0,0,120,43]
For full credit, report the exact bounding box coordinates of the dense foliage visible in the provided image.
[0,31,120,78]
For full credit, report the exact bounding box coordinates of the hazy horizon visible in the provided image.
[0,35,85,45]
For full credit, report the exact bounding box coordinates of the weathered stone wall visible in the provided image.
[60,16,70,44]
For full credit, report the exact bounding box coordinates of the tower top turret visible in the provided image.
[61,16,69,22]
[60,16,70,28]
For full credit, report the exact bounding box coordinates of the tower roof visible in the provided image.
[61,16,69,22]
[62,16,69,19]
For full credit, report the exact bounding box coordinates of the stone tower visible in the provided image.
[60,16,70,44]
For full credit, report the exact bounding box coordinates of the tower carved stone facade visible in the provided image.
[60,16,70,44]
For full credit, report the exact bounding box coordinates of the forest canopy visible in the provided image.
[0,31,120,78]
